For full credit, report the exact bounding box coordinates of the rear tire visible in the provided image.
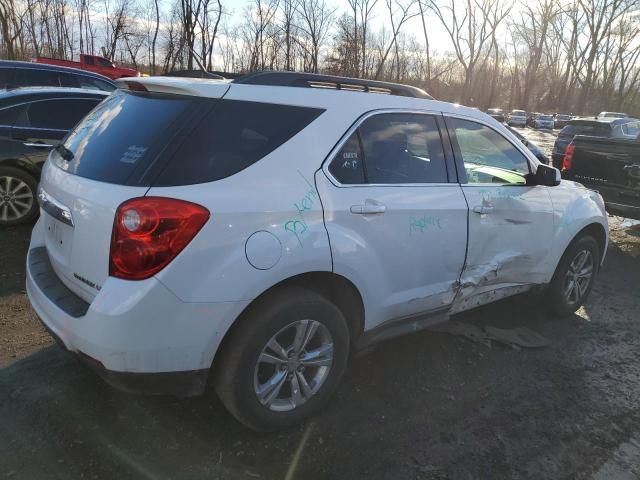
[546,235,600,316]
[214,287,350,432]
[0,166,39,226]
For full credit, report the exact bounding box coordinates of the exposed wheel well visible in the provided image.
[575,222,607,260]
[212,272,365,369]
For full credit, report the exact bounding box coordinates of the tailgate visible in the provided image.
[571,137,640,209]
[39,161,147,302]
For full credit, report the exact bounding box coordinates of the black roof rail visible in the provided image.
[234,71,433,100]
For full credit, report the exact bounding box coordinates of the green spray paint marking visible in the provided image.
[410,215,442,235]
[284,171,318,247]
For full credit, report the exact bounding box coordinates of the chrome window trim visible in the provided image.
[321,108,456,188]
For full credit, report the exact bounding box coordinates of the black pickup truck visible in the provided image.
[552,117,639,168]
[562,128,640,220]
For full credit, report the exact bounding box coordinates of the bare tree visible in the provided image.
[373,0,417,80]
[427,0,511,103]
[296,0,335,72]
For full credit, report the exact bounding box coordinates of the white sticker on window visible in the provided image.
[120,145,148,164]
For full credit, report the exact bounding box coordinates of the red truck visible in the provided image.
[34,54,140,80]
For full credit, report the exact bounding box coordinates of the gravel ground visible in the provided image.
[1,128,640,479]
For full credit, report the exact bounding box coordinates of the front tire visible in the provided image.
[547,235,600,316]
[214,287,350,432]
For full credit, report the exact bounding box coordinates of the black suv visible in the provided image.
[0,60,116,92]
[552,117,640,168]
[0,87,108,225]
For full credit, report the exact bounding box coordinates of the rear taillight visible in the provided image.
[109,197,209,280]
[562,142,575,171]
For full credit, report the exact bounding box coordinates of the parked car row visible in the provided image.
[488,109,576,130]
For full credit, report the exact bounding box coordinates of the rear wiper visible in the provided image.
[54,144,74,161]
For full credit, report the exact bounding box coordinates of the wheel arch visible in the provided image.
[0,158,41,180]
[211,271,365,368]
[577,222,607,262]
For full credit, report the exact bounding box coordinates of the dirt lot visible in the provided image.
[1,128,640,479]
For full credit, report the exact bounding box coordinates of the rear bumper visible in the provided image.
[36,309,208,396]
[26,217,250,395]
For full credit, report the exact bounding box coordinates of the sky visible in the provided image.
[218,0,457,53]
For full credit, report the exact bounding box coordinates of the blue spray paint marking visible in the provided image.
[410,215,442,235]
[284,171,318,247]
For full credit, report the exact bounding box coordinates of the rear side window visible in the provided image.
[0,105,23,126]
[329,132,365,184]
[613,121,640,138]
[561,124,609,137]
[60,73,115,92]
[21,98,102,130]
[60,91,195,184]
[152,100,324,186]
[328,113,448,184]
[15,69,60,87]
[359,113,448,184]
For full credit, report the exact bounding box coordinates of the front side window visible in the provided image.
[97,58,113,67]
[449,118,530,185]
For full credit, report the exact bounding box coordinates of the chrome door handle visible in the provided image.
[473,205,494,214]
[24,142,53,148]
[350,204,386,214]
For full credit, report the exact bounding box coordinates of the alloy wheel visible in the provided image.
[0,176,34,222]
[562,249,594,306]
[254,319,334,412]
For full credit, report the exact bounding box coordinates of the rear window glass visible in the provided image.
[57,91,195,184]
[561,124,609,137]
[152,100,324,186]
[56,93,324,186]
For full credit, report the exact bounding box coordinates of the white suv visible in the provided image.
[27,72,608,431]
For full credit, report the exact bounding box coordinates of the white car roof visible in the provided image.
[116,75,492,124]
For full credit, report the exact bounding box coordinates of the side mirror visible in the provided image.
[527,164,561,187]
